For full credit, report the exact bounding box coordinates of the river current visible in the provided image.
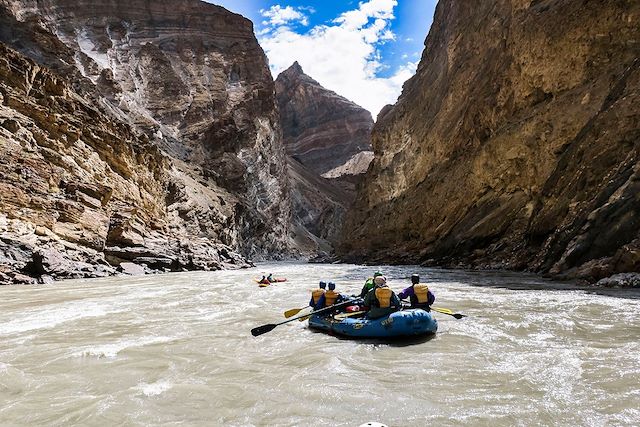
[1,263,639,426]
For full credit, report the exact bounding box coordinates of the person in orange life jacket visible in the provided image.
[258,275,270,285]
[315,282,344,310]
[363,276,401,319]
[309,281,327,308]
[398,274,435,309]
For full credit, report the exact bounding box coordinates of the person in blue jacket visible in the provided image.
[309,281,327,308]
[315,282,344,309]
[398,274,435,309]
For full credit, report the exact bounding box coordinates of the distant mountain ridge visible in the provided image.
[275,62,374,255]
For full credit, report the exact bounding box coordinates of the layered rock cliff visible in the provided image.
[0,0,291,283]
[275,62,373,254]
[339,0,640,283]
[276,62,373,178]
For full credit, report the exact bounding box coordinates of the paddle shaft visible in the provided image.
[251,299,357,336]
[400,300,466,319]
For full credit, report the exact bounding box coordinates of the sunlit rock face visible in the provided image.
[275,62,373,255]
[0,0,291,283]
[339,0,640,283]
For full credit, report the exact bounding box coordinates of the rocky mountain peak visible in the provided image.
[287,61,304,75]
[275,62,374,257]
[275,63,373,176]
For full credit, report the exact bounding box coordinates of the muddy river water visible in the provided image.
[1,263,639,426]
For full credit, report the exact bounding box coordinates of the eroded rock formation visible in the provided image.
[0,0,291,283]
[276,62,373,177]
[339,0,640,283]
[275,62,373,254]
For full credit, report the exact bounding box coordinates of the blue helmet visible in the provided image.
[319,281,327,289]
[328,282,336,290]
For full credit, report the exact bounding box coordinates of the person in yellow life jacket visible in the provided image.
[398,274,435,310]
[309,281,327,308]
[363,276,401,319]
[315,282,344,310]
[359,271,383,298]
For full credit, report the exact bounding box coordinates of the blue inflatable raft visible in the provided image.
[308,309,437,339]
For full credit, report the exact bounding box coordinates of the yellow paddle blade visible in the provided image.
[432,307,453,315]
[298,315,311,322]
[284,307,304,318]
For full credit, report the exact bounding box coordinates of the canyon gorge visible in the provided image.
[1,0,638,286]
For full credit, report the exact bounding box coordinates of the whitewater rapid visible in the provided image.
[1,263,639,426]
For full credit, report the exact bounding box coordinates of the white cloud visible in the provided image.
[260,5,309,27]
[259,0,417,117]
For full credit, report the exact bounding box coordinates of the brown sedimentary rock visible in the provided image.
[276,62,373,176]
[339,0,640,283]
[0,0,291,283]
[275,62,373,253]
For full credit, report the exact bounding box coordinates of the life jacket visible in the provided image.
[324,290,340,306]
[414,284,429,304]
[375,286,392,308]
[311,289,325,304]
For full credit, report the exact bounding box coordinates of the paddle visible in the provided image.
[401,299,466,319]
[251,299,356,337]
[431,307,466,319]
[284,307,306,318]
[334,311,366,320]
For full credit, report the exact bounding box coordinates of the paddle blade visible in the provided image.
[251,324,277,337]
[432,307,466,319]
[298,315,311,322]
[284,308,303,318]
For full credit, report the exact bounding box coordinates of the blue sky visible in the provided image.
[209,0,438,116]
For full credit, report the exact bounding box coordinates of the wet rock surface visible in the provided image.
[339,0,640,284]
[0,0,288,284]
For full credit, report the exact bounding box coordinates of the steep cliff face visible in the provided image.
[0,0,291,283]
[275,62,373,179]
[340,0,640,283]
[275,62,373,254]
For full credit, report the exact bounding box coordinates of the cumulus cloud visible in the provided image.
[259,0,417,117]
[260,5,310,27]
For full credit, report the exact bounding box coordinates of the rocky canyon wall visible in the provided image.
[339,0,640,283]
[275,62,373,255]
[0,0,291,283]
